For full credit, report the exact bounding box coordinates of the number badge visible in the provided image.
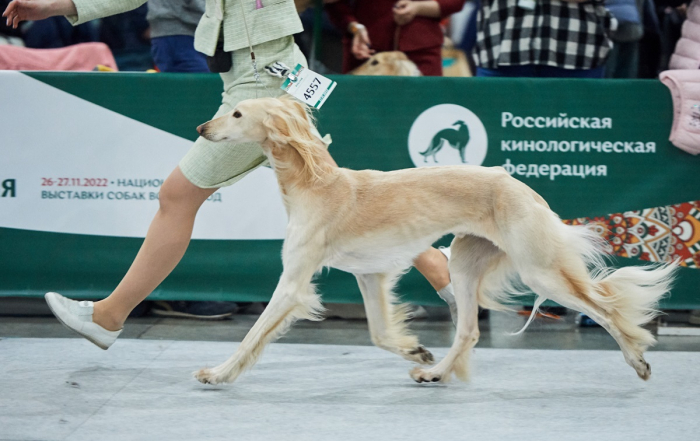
[281,64,337,109]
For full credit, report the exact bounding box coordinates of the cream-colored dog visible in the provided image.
[350,51,422,76]
[194,96,676,385]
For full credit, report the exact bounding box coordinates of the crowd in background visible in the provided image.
[0,0,696,79]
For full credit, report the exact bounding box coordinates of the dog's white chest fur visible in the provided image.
[326,241,431,274]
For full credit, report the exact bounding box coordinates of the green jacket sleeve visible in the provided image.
[65,0,148,25]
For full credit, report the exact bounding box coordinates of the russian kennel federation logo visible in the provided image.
[408,104,488,167]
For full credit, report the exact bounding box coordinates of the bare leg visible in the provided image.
[92,167,215,331]
[413,247,450,291]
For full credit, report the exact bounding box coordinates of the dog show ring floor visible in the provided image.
[1,310,699,441]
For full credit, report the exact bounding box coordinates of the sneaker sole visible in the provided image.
[45,293,110,350]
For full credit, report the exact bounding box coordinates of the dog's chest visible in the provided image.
[325,242,429,275]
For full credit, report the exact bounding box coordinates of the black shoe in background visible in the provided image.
[150,301,239,320]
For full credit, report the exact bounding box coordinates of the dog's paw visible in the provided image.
[409,366,444,384]
[634,359,651,381]
[404,345,434,365]
[194,368,225,385]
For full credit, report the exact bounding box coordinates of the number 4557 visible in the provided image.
[303,77,322,100]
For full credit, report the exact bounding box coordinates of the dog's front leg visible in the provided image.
[195,245,324,385]
[356,273,433,365]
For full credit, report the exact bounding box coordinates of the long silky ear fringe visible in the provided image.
[264,99,329,183]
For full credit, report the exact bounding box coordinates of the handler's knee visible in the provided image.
[158,168,211,215]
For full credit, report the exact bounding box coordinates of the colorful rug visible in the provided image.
[565,200,700,269]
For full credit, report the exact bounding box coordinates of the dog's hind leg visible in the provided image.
[195,243,325,385]
[519,268,651,379]
[520,264,672,381]
[500,203,674,381]
[410,235,505,383]
[356,273,433,364]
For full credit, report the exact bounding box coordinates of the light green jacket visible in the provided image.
[67,0,303,56]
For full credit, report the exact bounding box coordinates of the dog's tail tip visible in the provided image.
[509,295,547,336]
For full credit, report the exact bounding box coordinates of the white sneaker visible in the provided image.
[45,292,122,350]
[438,246,451,261]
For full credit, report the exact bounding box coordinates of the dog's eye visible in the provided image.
[233,111,242,118]
[370,59,379,66]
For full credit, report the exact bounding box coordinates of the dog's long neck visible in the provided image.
[264,137,337,199]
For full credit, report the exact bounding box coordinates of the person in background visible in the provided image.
[99,4,152,71]
[326,0,467,76]
[474,0,614,78]
[147,0,207,73]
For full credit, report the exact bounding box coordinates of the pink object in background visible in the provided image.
[659,69,700,156]
[0,42,118,71]
[256,0,263,9]
[669,0,700,70]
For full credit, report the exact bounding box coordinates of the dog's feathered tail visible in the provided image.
[475,219,677,342]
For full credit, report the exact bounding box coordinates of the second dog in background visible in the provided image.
[350,51,421,76]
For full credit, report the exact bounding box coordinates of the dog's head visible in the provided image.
[197,96,329,181]
[197,96,316,146]
[350,51,422,77]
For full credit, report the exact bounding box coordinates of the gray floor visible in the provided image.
[2,304,700,441]
[1,337,699,441]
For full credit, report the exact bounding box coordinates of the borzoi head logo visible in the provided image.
[408,104,488,167]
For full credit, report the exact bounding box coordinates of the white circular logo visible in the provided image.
[408,104,488,167]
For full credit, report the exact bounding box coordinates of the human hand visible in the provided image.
[351,24,374,60]
[3,0,77,29]
[393,0,418,26]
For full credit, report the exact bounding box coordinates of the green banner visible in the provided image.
[1,73,698,308]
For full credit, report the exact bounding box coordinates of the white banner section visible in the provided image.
[0,71,287,239]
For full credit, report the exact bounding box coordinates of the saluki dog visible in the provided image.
[194,96,676,385]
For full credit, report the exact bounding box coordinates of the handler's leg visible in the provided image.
[414,247,450,291]
[414,247,458,324]
[92,167,215,331]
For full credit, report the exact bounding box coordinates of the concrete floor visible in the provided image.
[2,305,699,441]
[1,338,699,441]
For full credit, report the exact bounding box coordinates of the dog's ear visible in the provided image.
[265,98,327,182]
[263,111,287,143]
[263,98,314,145]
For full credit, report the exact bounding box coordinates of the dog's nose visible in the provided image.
[196,124,204,135]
